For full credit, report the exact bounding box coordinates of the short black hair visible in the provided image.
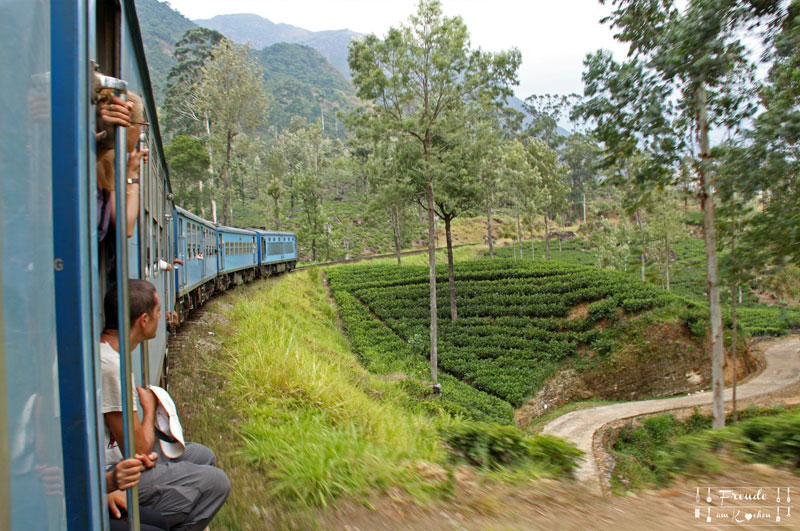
[104,279,157,330]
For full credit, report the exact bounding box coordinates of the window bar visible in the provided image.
[111,82,141,530]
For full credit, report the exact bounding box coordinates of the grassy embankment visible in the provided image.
[170,269,581,529]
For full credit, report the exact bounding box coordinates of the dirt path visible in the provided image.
[542,336,800,493]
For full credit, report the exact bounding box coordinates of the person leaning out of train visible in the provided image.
[101,280,231,530]
[146,257,183,279]
[95,89,149,241]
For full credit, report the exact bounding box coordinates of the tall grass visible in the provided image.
[221,270,445,510]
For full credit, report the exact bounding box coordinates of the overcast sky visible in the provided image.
[162,0,630,99]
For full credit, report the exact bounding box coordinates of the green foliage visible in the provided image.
[199,40,270,225]
[738,413,800,466]
[327,270,515,423]
[610,407,800,492]
[492,236,800,337]
[253,42,358,139]
[440,421,583,475]
[165,135,210,214]
[163,27,225,139]
[134,0,196,104]
[441,422,531,468]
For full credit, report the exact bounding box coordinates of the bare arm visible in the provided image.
[104,386,157,457]
[108,147,148,238]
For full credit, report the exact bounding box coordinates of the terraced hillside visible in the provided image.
[492,238,800,336]
[326,260,691,418]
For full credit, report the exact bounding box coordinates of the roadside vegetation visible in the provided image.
[609,406,800,494]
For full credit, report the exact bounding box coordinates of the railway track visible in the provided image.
[165,307,210,389]
[293,243,475,271]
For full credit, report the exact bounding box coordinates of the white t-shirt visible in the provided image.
[145,259,171,279]
[100,341,139,467]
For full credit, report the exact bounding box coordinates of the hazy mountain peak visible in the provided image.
[193,12,362,79]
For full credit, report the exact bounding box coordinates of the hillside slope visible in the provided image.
[326,259,729,416]
[136,1,360,132]
[134,0,196,102]
[194,13,362,79]
[253,42,360,134]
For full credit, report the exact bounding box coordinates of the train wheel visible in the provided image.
[160,350,169,390]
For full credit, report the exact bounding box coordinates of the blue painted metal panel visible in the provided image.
[253,230,296,268]
[217,227,258,274]
[1,0,68,528]
[49,0,106,528]
[175,208,217,296]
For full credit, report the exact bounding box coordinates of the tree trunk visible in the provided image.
[665,232,670,291]
[198,179,204,217]
[515,210,522,261]
[544,215,551,261]
[425,165,438,385]
[222,131,234,225]
[531,237,535,260]
[583,193,587,224]
[205,115,214,182]
[731,276,739,422]
[637,211,646,282]
[486,192,494,259]
[697,83,725,429]
[445,216,457,322]
[272,196,280,230]
[392,206,402,265]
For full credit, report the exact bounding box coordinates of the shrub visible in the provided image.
[441,421,531,469]
[738,412,800,467]
[526,433,585,476]
[440,421,583,476]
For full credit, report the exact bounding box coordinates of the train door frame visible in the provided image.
[218,232,224,271]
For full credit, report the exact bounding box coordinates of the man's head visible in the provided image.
[104,279,161,341]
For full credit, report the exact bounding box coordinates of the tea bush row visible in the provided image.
[328,283,514,424]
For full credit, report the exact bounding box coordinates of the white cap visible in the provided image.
[149,385,186,459]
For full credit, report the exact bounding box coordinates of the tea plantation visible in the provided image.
[326,259,676,417]
[493,238,800,336]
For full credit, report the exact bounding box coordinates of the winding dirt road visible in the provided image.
[543,336,800,493]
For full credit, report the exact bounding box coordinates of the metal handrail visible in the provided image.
[109,81,140,530]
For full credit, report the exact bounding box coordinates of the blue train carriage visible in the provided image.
[254,229,298,276]
[174,206,218,320]
[216,226,259,290]
[107,0,174,396]
[0,0,175,528]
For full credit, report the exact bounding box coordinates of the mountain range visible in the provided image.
[193,13,362,80]
[134,0,359,135]
[135,0,538,136]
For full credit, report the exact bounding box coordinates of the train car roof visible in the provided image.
[252,229,297,237]
[175,206,217,229]
[217,225,258,236]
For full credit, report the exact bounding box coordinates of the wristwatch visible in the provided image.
[127,177,140,185]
